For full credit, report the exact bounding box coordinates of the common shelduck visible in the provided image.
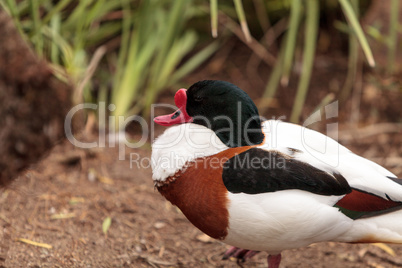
[151,80,402,267]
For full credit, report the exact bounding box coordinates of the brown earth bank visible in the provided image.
[0,10,72,186]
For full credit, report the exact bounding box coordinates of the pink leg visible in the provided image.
[222,246,239,259]
[243,249,259,259]
[268,254,282,268]
[222,246,260,262]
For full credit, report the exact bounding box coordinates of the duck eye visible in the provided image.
[194,95,203,102]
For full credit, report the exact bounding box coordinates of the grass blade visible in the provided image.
[30,0,43,55]
[290,0,319,123]
[42,0,72,26]
[113,33,157,121]
[340,0,359,102]
[158,32,198,86]
[171,41,220,85]
[281,0,302,86]
[233,0,251,42]
[112,0,131,95]
[210,0,218,37]
[2,0,18,17]
[253,0,270,32]
[50,13,61,65]
[143,32,198,111]
[152,0,188,79]
[338,0,375,67]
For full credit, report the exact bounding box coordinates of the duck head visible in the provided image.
[154,80,264,148]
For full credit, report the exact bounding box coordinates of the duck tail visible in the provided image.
[338,208,402,244]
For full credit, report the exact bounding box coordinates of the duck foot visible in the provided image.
[222,246,260,262]
[268,254,282,268]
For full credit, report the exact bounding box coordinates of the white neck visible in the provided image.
[151,123,228,182]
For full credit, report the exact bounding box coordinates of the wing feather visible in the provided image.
[261,120,402,202]
[335,188,402,219]
[222,148,351,196]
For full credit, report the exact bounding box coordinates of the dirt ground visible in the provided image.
[1,62,401,268]
[0,126,401,268]
[1,1,402,267]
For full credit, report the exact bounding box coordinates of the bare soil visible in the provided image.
[1,62,401,267]
[0,127,401,268]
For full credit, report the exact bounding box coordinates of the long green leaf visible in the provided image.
[210,0,218,37]
[50,13,61,65]
[2,0,17,17]
[281,0,302,86]
[143,32,198,110]
[152,0,188,79]
[42,0,71,26]
[233,0,251,42]
[86,23,122,47]
[290,0,319,123]
[113,34,158,121]
[340,0,359,102]
[113,0,132,97]
[159,32,198,86]
[30,0,43,55]
[338,0,375,67]
[171,41,220,85]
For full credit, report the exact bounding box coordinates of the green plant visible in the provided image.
[339,0,359,102]
[364,0,400,75]
[209,0,380,123]
[110,0,218,128]
[289,0,319,123]
[1,0,218,125]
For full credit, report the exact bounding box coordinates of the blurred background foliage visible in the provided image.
[0,0,400,127]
